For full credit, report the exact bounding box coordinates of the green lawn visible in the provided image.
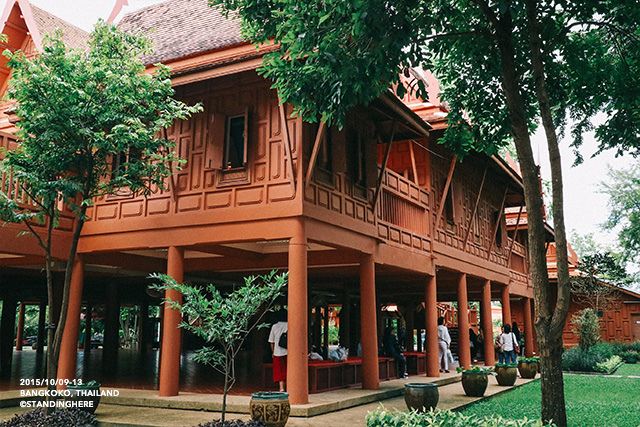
[615,363,640,376]
[461,374,640,427]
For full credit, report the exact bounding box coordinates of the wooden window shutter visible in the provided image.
[205,112,226,170]
[365,136,378,188]
[242,106,249,165]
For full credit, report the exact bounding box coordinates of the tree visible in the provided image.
[0,20,201,401]
[571,254,624,313]
[570,308,600,351]
[209,1,640,424]
[151,271,287,422]
[601,162,640,263]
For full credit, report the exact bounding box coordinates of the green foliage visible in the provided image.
[570,308,601,351]
[562,347,606,372]
[594,355,623,373]
[462,375,640,427]
[619,350,639,363]
[150,271,286,421]
[0,408,96,427]
[601,163,640,265]
[495,362,519,368]
[366,406,552,427]
[519,357,540,364]
[456,365,493,374]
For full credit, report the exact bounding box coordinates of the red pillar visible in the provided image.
[15,303,25,351]
[360,253,379,390]
[159,246,183,397]
[425,275,440,377]
[501,283,512,327]
[524,297,535,357]
[58,257,84,383]
[287,217,309,404]
[457,273,471,369]
[481,280,495,366]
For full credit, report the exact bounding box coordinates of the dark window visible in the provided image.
[494,211,503,248]
[445,187,455,224]
[224,115,247,169]
[111,147,141,180]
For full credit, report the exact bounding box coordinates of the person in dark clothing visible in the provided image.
[383,326,408,378]
[469,328,479,362]
[512,322,522,356]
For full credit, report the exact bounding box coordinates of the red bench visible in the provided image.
[262,356,398,393]
[404,352,427,375]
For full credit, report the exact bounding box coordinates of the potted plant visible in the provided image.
[518,357,539,378]
[494,362,518,386]
[620,351,639,364]
[250,391,290,427]
[404,383,439,412]
[457,366,493,397]
[66,380,101,414]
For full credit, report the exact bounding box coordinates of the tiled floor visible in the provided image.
[0,348,260,395]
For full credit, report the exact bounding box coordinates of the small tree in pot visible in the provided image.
[151,271,287,423]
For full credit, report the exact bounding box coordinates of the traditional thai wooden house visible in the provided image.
[0,0,537,405]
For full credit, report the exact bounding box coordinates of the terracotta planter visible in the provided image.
[518,361,538,379]
[404,383,439,411]
[250,391,290,427]
[66,382,101,414]
[495,366,517,386]
[461,371,488,397]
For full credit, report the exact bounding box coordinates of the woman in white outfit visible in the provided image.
[437,316,451,373]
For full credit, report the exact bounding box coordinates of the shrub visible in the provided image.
[562,347,605,372]
[366,406,554,426]
[620,350,639,363]
[571,308,600,351]
[0,408,96,427]
[196,420,266,427]
[495,363,519,368]
[594,355,622,373]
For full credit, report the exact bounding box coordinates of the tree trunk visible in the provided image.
[490,9,567,427]
[526,1,570,424]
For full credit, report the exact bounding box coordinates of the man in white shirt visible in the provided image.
[268,309,288,391]
[437,316,451,373]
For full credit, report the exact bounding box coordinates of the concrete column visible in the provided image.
[83,303,92,354]
[524,297,535,357]
[159,246,184,397]
[501,284,511,327]
[287,217,309,404]
[58,257,85,382]
[481,280,495,366]
[0,297,17,378]
[457,273,471,369]
[15,303,25,351]
[425,275,439,377]
[36,301,46,358]
[360,253,379,389]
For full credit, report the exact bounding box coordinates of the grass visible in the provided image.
[614,363,640,376]
[461,375,640,427]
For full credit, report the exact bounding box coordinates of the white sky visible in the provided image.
[1,0,636,256]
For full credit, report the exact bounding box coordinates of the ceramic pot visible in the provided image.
[461,371,488,397]
[518,361,538,379]
[250,391,290,427]
[66,382,101,414]
[404,383,439,411]
[495,366,518,386]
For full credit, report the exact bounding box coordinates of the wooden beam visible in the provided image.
[278,100,297,195]
[305,121,326,187]
[164,128,179,203]
[486,187,509,260]
[408,139,419,186]
[462,164,488,251]
[373,120,396,209]
[506,204,525,266]
[189,243,264,261]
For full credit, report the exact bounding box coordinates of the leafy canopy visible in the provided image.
[209,0,640,159]
[0,20,202,224]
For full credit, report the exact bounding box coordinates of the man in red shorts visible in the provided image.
[268,309,288,391]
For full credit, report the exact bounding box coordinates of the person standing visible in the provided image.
[499,323,518,363]
[437,316,451,373]
[512,322,522,356]
[268,309,288,391]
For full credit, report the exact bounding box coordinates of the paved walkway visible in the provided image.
[0,373,537,426]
